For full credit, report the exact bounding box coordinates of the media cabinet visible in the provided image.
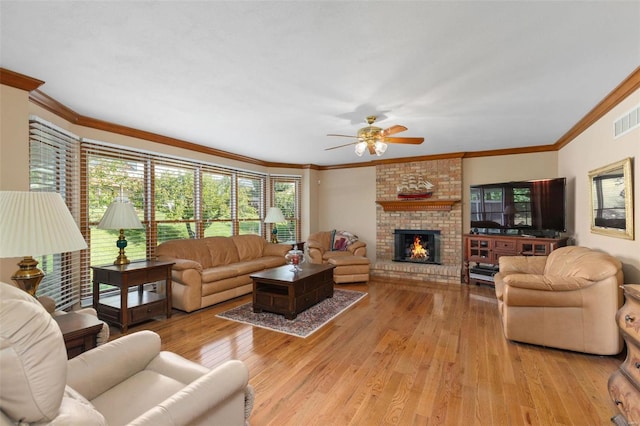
[463,234,568,285]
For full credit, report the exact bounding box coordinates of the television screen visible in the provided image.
[470,177,566,233]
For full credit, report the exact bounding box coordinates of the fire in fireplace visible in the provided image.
[393,229,441,264]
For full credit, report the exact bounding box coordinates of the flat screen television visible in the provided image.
[470,177,566,235]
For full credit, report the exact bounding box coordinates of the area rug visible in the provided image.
[216,289,367,338]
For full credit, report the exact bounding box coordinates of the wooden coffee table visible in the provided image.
[250,263,335,319]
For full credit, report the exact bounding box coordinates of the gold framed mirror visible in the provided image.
[588,157,634,239]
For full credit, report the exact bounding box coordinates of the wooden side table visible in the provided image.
[91,260,174,332]
[53,312,104,359]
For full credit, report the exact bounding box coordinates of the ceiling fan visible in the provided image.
[326,115,424,157]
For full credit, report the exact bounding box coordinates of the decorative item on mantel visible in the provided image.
[396,175,434,199]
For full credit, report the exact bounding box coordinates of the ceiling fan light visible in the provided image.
[355,141,367,156]
[374,141,388,156]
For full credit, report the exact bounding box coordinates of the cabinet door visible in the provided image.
[467,238,491,262]
[518,241,551,256]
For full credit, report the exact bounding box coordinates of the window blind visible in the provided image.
[29,117,84,310]
[270,175,302,242]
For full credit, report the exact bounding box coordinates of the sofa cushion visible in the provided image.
[204,237,241,267]
[323,250,356,261]
[231,235,267,261]
[259,255,288,269]
[201,265,240,283]
[232,259,269,276]
[91,370,185,426]
[157,238,214,269]
[544,246,621,281]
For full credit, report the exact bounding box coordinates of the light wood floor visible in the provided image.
[116,279,622,425]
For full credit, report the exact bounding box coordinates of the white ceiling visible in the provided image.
[1,1,638,166]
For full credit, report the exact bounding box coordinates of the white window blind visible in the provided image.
[270,175,302,242]
[29,117,84,310]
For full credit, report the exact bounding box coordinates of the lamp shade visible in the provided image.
[0,191,87,258]
[264,207,285,224]
[98,196,143,230]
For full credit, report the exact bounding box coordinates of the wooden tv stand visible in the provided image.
[463,234,568,285]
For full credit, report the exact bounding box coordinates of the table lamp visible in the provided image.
[0,191,88,296]
[98,194,143,265]
[264,207,285,243]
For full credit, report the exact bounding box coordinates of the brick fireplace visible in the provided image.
[371,157,463,284]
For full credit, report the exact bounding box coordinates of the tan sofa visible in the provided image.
[156,234,291,312]
[0,281,254,425]
[494,246,624,355]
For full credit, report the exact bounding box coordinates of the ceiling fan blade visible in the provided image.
[327,133,358,138]
[385,137,424,145]
[324,141,358,151]
[381,125,407,137]
[367,144,376,155]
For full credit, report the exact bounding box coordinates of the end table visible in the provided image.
[91,260,174,332]
[53,312,104,359]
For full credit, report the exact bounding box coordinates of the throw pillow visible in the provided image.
[331,230,359,251]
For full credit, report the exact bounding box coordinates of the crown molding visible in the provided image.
[2,66,637,170]
[0,68,44,92]
[553,65,640,150]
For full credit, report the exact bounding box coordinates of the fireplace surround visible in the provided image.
[372,157,463,284]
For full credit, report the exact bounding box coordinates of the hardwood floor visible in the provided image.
[115,279,622,425]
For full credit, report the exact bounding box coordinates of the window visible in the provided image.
[270,175,301,242]
[29,117,84,309]
[81,141,271,270]
[202,170,232,236]
[83,146,147,281]
[30,120,302,304]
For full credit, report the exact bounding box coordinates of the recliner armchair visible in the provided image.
[0,281,254,425]
[494,246,624,355]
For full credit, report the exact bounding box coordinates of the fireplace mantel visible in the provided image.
[376,199,460,212]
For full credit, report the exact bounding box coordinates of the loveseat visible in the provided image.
[156,234,291,312]
[494,246,624,355]
[0,281,254,425]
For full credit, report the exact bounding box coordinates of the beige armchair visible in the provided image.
[494,246,624,355]
[307,230,369,284]
[307,230,367,264]
[0,281,254,425]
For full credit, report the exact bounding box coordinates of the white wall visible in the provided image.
[559,88,640,283]
[317,167,377,261]
[0,85,31,282]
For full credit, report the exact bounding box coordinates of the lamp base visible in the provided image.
[11,256,45,296]
[113,230,131,265]
[113,253,130,265]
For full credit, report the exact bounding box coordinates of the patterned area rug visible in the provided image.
[216,289,367,338]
